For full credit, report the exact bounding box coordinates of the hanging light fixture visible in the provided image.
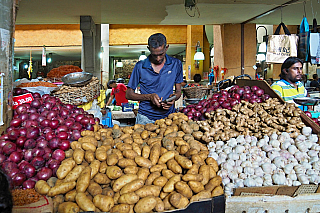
[116,59,123,68]
[139,51,147,61]
[194,41,205,60]
[47,53,52,63]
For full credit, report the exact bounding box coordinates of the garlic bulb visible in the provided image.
[208,142,216,149]
[297,174,309,184]
[236,135,246,145]
[309,174,320,184]
[301,162,312,170]
[309,134,318,143]
[227,138,237,147]
[270,133,278,140]
[270,139,280,148]
[234,166,243,174]
[223,146,232,155]
[287,172,297,181]
[272,172,286,185]
[245,135,252,143]
[222,162,234,171]
[257,139,266,148]
[308,150,318,157]
[268,151,280,161]
[292,181,301,186]
[288,145,298,154]
[216,157,226,165]
[306,169,316,176]
[234,145,245,154]
[222,177,231,185]
[311,144,320,151]
[234,178,244,188]
[263,135,270,142]
[254,177,263,186]
[281,141,291,150]
[296,140,308,152]
[261,162,272,173]
[283,164,293,174]
[294,164,306,175]
[216,141,225,149]
[244,166,255,176]
[286,178,293,186]
[312,161,320,170]
[208,152,219,160]
[239,173,248,180]
[217,170,228,179]
[226,159,236,166]
[281,132,290,140]
[244,177,256,187]
[229,170,238,180]
[228,152,239,160]
[239,153,247,162]
[310,156,319,164]
[273,156,285,168]
[241,161,252,168]
[262,145,273,152]
[302,126,312,136]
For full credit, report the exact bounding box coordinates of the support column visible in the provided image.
[214,24,256,80]
[101,24,110,87]
[80,16,101,80]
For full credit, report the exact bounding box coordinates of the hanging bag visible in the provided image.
[298,17,310,61]
[310,18,320,64]
[266,22,299,63]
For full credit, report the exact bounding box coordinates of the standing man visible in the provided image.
[271,57,308,110]
[310,74,320,91]
[106,80,129,106]
[126,33,183,124]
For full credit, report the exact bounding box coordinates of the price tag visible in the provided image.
[12,93,34,109]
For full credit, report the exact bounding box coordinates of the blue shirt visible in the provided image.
[127,54,183,120]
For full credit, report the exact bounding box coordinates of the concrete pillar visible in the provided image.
[101,24,110,87]
[214,24,256,81]
[80,16,101,80]
[0,0,14,134]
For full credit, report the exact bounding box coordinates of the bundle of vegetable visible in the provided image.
[35,113,223,213]
[207,127,320,196]
[180,85,270,121]
[0,93,100,189]
[197,98,305,142]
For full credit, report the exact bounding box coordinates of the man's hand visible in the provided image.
[160,94,175,110]
[149,93,162,107]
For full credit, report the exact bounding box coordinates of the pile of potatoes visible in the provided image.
[35,112,223,213]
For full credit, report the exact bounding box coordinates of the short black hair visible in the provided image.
[0,169,13,213]
[107,80,116,89]
[280,57,303,79]
[313,74,318,80]
[193,74,201,83]
[148,33,167,49]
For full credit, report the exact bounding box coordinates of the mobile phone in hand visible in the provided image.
[163,95,176,103]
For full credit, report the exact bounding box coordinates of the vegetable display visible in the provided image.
[207,127,320,196]
[0,93,100,189]
[181,85,270,121]
[35,113,224,213]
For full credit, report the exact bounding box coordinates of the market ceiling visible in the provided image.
[16,0,319,25]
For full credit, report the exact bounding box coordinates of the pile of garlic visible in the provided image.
[207,126,320,196]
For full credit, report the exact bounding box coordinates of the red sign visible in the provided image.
[13,93,34,109]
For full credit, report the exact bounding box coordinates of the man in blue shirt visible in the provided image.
[126,33,183,124]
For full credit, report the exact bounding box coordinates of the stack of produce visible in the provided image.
[47,65,82,82]
[35,113,223,213]
[207,127,320,196]
[16,81,58,88]
[181,85,270,121]
[0,93,100,189]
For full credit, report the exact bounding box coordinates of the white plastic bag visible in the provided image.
[86,100,102,123]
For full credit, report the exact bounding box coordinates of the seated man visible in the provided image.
[310,74,320,91]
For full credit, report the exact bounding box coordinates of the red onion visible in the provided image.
[47,110,58,120]
[42,94,50,100]
[89,117,95,125]
[0,153,6,164]
[94,117,100,124]
[8,151,23,163]
[32,92,41,99]
[18,127,27,137]
[261,94,270,101]
[3,142,17,155]
[14,88,23,95]
[15,105,27,114]
[23,164,36,178]
[18,160,30,170]
[249,98,258,104]
[36,138,48,148]
[37,167,52,181]
[251,85,260,92]
[48,159,60,170]
[60,108,69,118]
[255,89,265,97]
[23,180,36,189]
[31,156,45,170]
[26,127,39,139]
[32,147,45,157]
[71,130,81,141]
[71,123,82,131]
[12,172,26,186]
[28,107,37,114]
[52,149,65,162]
[0,134,9,140]
[43,152,52,161]
[57,131,68,140]
[59,140,70,151]
[8,167,20,178]
[45,132,56,141]
[49,138,61,149]
[65,104,73,110]
[23,149,33,162]
[56,125,68,133]
[7,129,19,141]
[49,119,59,129]
[75,114,85,122]
[10,118,22,127]
[305,111,312,118]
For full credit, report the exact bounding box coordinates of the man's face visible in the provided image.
[285,62,303,83]
[111,83,117,88]
[148,44,169,65]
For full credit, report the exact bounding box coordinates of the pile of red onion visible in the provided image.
[0,91,100,189]
[180,85,270,121]
[304,111,320,126]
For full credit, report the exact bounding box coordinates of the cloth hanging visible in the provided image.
[298,17,310,61]
[310,33,320,64]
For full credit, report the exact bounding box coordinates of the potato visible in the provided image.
[88,182,102,196]
[192,154,205,165]
[122,149,138,160]
[189,181,205,193]
[96,147,107,161]
[160,191,169,199]
[75,192,96,211]
[35,180,51,195]
[187,164,200,175]
[169,192,189,209]
[167,159,182,174]
[47,181,76,197]
[158,150,176,164]
[192,131,204,141]
[175,181,193,198]
[110,204,130,213]
[150,164,167,173]
[206,157,219,172]
[132,143,142,156]
[81,130,95,137]
[94,173,111,185]
[205,176,222,191]
[118,158,137,168]
[182,173,203,182]
[185,148,199,157]
[76,167,91,192]
[135,185,161,198]
[190,190,212,203]
[154,197,165,212]
[134,196,157,213]
[199,165,210,185]
[118,192,140,204]
[141,145,150,158]
[65,190,77,202]
[145,172,161,185]
[63,165,85,183]
[135,156,152,168]
[113,174,138,192]
[82,142,96,152]
[106,166,123,179]
[162,137,175,150]
[107,153,119,166]
[93,194,114,212]
[123,137,133,144]
[112,149,123,160]
[85,150,95,163]
[120,179,144,195]
[73,148,85,164]
[137,168,150,181]
[133,138,143,145]
[122,127,134,134]
[124,166,139,174]
[174,155,192,169]
[153,176,168,187]
[147,137,162,146]
[162,169,175,179]
[140,130,149,140]
[116,143,133,151]
[198,150,209,160]
[120,133,132,140]
[103,137,114,146]
[52,195,64,213]
[160,147,168,155]
[65,149,74,158]
[149,143,161,165]
[163,175,181,193]
[145,123,158,131]
[58,202,80,213]
[177,145,189,155]
[102,187,114,197]
[71,141,81,150]
[90,160,101,179]
[99,161,108,173]
[56,159,76,179]
[163,192,174,210]
[114,192,121,204]
[181,123,193,134]
[212,186,224,197]
[209,166,217,179]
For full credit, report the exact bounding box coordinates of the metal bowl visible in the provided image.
[61,72,93,86]
[305,87,316,93]
[293,97,320,106]
[185,98,201,105]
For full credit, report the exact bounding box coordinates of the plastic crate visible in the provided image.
[101,112,113,127]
